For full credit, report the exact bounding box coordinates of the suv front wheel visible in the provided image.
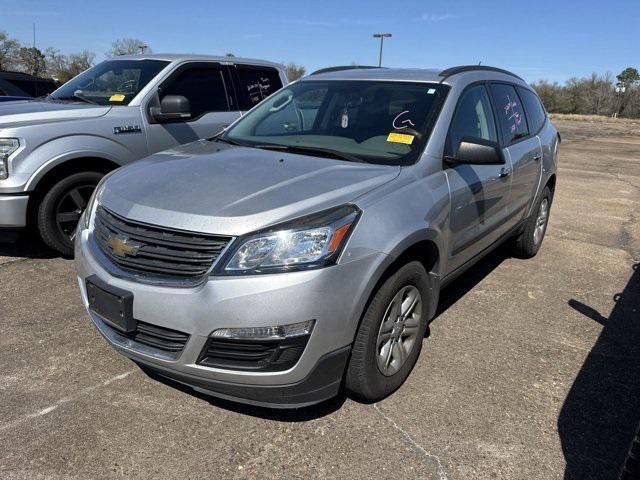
[37,171,104,257]
[346,261,430,402]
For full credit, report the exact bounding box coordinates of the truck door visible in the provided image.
[144,62,241,154]
[446,84,513,271]
[226,64,285,113]
[489,83,543,223]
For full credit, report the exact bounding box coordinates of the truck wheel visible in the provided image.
[513,186,552,258]
[345,261,430,402]
[37,171,104,257]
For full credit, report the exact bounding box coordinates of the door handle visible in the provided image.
[499,167,511,178]
[532,152,543,161]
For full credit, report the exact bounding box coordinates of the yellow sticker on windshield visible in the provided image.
[109,94,125,102]
[387,132,414,145]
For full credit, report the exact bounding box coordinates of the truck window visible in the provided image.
[234,66,283,110]
[489,83,529,145]
[448,85,497,156]
[517,87,547,135]
[162,67,230,119]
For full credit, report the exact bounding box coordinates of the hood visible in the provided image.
[0,100,110,128]
[101,140,400,236]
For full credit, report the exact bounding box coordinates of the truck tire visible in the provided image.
[513,186,552,259]
[345,261,430,402]
[37,171,104,257]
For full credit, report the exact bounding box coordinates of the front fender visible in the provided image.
[21,135,136,192]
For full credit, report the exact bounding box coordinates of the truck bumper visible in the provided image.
[0,194,29,228]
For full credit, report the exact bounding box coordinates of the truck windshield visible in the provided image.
[48,59,169,106]
[224,80,449,165]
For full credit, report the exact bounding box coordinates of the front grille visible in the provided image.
[110,320,189,353]
[197,336,309,372]
[93,206,232,282]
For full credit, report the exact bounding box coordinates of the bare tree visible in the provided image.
[0,31,21,71]
[106,38,151,57]
[285,62,306,81]
[46,48,95,83]
[18,47,46,76]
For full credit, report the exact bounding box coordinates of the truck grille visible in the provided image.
[93,206,231,283]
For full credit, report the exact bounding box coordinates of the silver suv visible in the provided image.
[0,54,287,255]
[75,65,559,408]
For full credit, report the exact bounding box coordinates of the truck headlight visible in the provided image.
[216,205,360,275]
[0,138,20,180]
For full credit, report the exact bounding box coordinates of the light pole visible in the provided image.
[373,33,392,67]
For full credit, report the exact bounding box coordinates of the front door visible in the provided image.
[145,63,241,155]
[446,84,513,271]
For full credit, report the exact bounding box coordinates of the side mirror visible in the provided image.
[445,137,505,165]
[150,95,191,122]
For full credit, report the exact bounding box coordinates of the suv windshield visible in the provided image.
[224,80,449,165]
[49,59,169,106]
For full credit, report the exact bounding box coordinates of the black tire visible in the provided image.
[37,171,104,257]
[513,186,552,259]
[345,261,430,402]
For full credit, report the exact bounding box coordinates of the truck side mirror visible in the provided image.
[150,95,191,122]
[444,137,505,166]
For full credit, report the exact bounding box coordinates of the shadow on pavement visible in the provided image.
[559,262,640,479]
[139,364,347,421]
[0,230,55,260]
[432,246,511,323]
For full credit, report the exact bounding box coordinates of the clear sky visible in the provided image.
[2,0,638,83]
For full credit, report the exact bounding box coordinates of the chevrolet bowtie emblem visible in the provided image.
[107,236,141,258]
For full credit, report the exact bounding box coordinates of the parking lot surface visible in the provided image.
[1,117,639,479]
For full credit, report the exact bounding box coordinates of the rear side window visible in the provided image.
[448,85,497,156]
[517,87,547,134]
[490,83,529,144]
[162,67,230,119]
[235,66,283,110]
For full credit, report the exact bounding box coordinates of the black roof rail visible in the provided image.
[439,65,524,82]
[309,65,386,76]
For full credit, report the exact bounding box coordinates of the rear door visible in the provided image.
[489,83,543,222]
[446,83,513,271]
[145,62,241,154]
[227,64,284,113]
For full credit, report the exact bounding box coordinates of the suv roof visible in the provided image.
[303,65,527,87]
[110,53,284,69]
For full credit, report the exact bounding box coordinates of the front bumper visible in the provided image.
[0,194,29,228]
[75,227,386,407]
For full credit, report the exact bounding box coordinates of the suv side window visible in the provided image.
[235,66,283,110]
[161,66,230,119]
[489,83,529,145]
[448,84,497,156]
[517,87,547,135]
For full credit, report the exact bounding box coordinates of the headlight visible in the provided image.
[217,205,360,275]
[0,138,20,180]
[81,171,115,230]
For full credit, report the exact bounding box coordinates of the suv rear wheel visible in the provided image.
[345,261,430,402]
[513,186,552,258]
[37,171,104,257]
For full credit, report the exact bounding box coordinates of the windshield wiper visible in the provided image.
[51,95,98,105]
[210,135,246,146]
[252,144,365,163]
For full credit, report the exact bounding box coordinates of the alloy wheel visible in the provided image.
[376,285,422,376]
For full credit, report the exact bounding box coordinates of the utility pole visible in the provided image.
[373,33,392,67]
[138,44,148,54]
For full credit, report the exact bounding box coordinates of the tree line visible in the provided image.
[1,30,308,86]
[532,68,640,118]
[3,29,638,117]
